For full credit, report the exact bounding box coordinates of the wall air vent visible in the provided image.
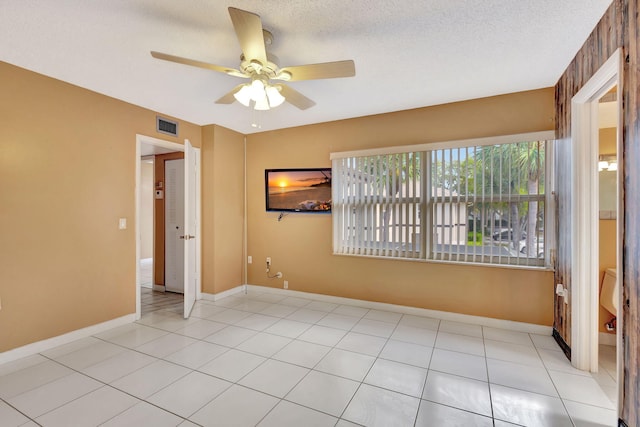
[156,116,178,137]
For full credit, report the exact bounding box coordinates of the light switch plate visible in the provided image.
[119,218,127,230]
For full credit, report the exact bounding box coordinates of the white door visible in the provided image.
[183,140,199,318]
[165,159,185,293]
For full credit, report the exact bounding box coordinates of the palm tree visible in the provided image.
[371,153,421,243]
[350,152,421,244]
[514,141,545,257]
[473,141,545,255]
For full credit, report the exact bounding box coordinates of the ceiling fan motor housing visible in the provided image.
[239,52,284,79]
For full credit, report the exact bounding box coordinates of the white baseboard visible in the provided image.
[152,284,165,292]
[1,283,552,367]
[0,314,136,366]
[243,285,552,335]
[599,332,617,346]
[201,284,247,302]
[140,283,152,289]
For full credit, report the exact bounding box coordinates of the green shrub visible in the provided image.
[467,231,483,246]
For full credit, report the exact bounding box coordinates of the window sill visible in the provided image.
[332,251,555,272]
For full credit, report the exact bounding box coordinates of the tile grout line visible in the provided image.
[206,298,352,424]
[184,297,367,424]
[27,292,192,425]
[529,331,580,427]
[334,307,400,425]
[34,352,199,427]
[6,289,612,426]
[412,318,440,427]
[126,293,618,426]
[481,324,498,424]
[0,396,43,427]
[220,300,438,424]
[144,294,542,423]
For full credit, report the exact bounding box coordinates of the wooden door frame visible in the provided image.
[570,47,622,390]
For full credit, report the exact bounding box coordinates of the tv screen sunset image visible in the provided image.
[266,169,332,212]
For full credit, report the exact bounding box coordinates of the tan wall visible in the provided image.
[599,127,617,335]
[0,59,554,354]
[599,127,617,153]
[201,125,245,295]
[140,161,154,259]
[0,61,201,352]
[246,88,555,325]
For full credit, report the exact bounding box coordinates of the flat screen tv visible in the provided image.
[265,168,332,213]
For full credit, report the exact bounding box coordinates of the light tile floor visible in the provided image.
[0,288,618,426]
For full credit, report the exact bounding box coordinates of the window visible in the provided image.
[332,137,550,267]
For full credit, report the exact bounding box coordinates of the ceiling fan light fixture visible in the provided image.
[266,85,285,107]
[254,96,270,111]
[233,84,253,106]
[250,78,266,102]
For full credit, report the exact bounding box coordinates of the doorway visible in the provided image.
[570,49,622,407]
[139,155,155,290]
[595,86,619,405]
[135,135,201,320]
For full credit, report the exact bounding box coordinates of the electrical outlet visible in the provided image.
[247,256,252,264]
[283,281,288,289]
[266,257,271,266]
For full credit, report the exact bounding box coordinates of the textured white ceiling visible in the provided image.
[0,0,612,134]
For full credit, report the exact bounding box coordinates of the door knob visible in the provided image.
[179,235,195,240]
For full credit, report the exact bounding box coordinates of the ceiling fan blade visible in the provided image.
[279,84,316,110]
[151,51,246,77]
[278,60,355,81]
[228,7,267,65]
[215,85,245,104]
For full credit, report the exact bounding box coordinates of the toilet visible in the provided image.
[600,268,618,330]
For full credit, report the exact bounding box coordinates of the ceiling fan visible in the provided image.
[151,7,356,111]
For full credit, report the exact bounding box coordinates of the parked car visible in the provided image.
[491,228,526,241]
[519,238,544,258]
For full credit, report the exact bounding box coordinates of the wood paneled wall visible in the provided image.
[554,0,639,424]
